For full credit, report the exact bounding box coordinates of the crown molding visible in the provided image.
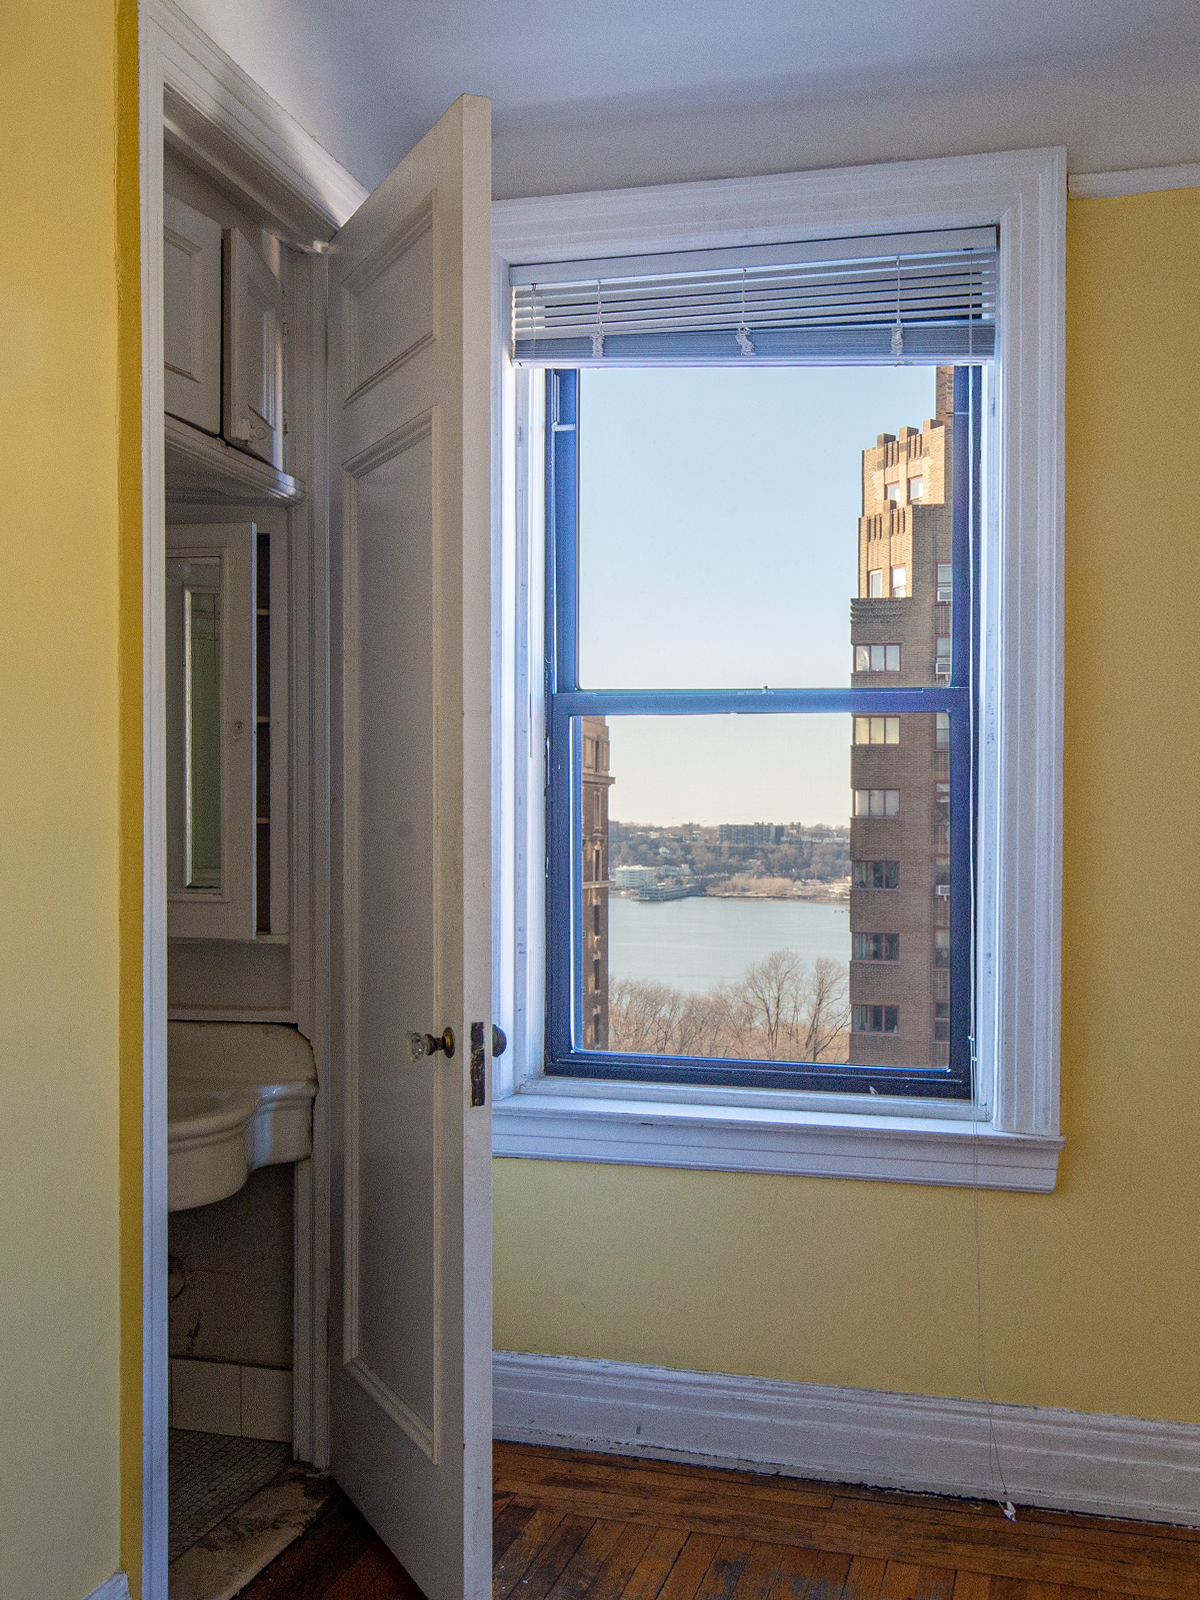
[1069,162,1200,200]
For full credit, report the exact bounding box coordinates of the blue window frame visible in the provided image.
[543,365,981,1098]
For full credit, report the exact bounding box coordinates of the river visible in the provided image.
[608,894,850,993]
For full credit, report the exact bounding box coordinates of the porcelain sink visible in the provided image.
[168,1022,317,1211]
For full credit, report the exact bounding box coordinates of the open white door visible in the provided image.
[328,94,493,1600]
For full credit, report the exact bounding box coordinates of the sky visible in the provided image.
[577,364,936,825]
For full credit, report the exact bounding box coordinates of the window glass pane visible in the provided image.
[576,366,943,690]
[571,711,951,1069]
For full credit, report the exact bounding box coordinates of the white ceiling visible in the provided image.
[177,0,1200,196]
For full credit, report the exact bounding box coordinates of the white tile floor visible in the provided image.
[169,1428,291,1562]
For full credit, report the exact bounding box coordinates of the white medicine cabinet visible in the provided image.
[166,520,288,942]
[162,143,304,1007]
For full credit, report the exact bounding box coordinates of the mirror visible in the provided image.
[167,554,224,894]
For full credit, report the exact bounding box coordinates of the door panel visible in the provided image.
[329,94,493,1600]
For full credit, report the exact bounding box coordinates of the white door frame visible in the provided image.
[138,4,366,1591]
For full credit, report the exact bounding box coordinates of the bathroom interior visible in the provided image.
[162,122,332,1594]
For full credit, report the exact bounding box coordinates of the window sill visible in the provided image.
[491,1078,1063,1192]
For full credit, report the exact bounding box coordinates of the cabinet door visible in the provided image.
[163,193,222,434]
[224,228,284,469]
[328,94,493,1600]
[166,522,256,940]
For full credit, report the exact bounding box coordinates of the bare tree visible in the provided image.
[797,955,851,1062]
[608,950,850,1065]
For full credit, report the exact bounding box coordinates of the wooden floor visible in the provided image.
[238,1441,1200,1600]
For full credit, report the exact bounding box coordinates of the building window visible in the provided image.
[867,568,883,597]
[884,481,900,502]
[853,1005,899,1034]
[934,782,950,823]
[593,900,601,936]
[934,928,950,968]
[854,789,899,817]
[936,711,950,748]
[934,1002,951,1041]
[853,715,899,745]
[854,643,901,673]
[935,635,951,675]
[908,477,924,500]
[853,933,899,961]
[891,564,907,597]
[853,859,899,889]
[937,562,953,603]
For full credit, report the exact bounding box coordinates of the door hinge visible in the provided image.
[470,1021,486,1108]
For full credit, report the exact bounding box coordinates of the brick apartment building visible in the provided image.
[581,714,613,1048]
[848,366,955,1070]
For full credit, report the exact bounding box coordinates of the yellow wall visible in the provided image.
[0,6,141,1597]
[494,187,1200,1426]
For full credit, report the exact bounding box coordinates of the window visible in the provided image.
[853,1005,899,1034]
[934,1002,951,1041]
[854,789,899,817]
[908,477,924,500]
[937,562,953,603]
[854,859,899,889]
[854,715,899,745]
[891,565,907,597]
[853,933,899,961]
[867,568,883,598]
[855,643,901,673]
[884,481,900,502]
[935,636,951,675]
[934,928,950,968]
[494,148,1066,1190]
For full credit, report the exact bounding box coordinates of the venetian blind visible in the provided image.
[510,226,997,366]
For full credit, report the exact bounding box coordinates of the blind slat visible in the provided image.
[510,228,997,367]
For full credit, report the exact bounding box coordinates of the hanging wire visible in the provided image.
[735,267,755,356]
[890,255,904,358]
[591,280,605,359]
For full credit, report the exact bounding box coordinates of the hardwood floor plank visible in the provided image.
[761,1542,821,1600]
[842,1556,888,1600]
[878,1564,922,1600]
[545,1520,631,1600]
[730,1541,797,1600]
[793,1548,852,1599]
[324,1541,421,1600]
[493,1500,540,1565]
[493,1507,567,1599]
[912,1569,957,1600]
[985,1579,1028,1600]
[656,1533,727,1600]
[616,1526,693,1600]
[951,1574,993,1599]
[507,1516,599,1600]
[694,1538,757,1600]
[1022,1586,1060,1600]
[572,1521,658,1600]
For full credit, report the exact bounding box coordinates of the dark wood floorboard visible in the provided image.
[235,1442,1200,1600]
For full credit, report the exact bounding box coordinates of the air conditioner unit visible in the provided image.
[935,661,951,677]
[935,884,951,896]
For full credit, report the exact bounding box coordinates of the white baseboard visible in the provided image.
[83,1575,130,1600]
[494,1350,1200,1527]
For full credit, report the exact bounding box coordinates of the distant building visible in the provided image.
[719,822,784,847]
[848,366,954,1070]
[581,716,613,1049]
[613,864,657,889]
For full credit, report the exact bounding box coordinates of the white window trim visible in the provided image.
[490,147,1065,1192]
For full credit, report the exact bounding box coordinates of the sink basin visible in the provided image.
[168,1023,317,1210]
